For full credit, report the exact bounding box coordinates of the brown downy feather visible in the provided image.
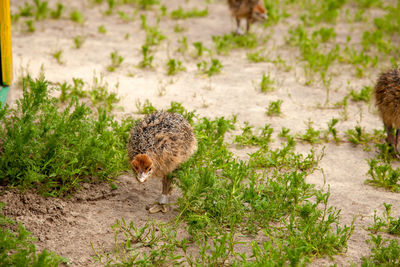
[127,111,197,179]
[374,68,400,129]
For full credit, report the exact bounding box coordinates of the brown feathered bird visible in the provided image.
[374,68,400,157]
[127,111,197,213]
[227,0,268,35]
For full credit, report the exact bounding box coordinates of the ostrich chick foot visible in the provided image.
[148,194,169,214]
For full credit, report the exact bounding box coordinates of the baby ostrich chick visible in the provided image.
[227,0,268,35]
[374,68,400,158]
[127,111,197,213]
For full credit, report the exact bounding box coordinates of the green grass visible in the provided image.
[259,73,275,93]
[266,99,283,116]
[91,102,353,265]
[166,59,186,75]
[0,203,66,266]
[0,75,131,196]
[69,10,84,24]
[107,50,124,72]
[366,159,400,193]
[197,58,223,77]
[170,7,208,20]
[73,35,86,49]
[212,33,258,55]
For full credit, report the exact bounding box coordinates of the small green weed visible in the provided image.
[362,234,400,266]
[25,20,36,32]
[107,50,124,72]
[259,73,275,93]
[366,159,400,192]
[51,50,64,65]
[234,123,273,148]
[33,0,50,20]
[70,10,84,24]
[247,50,268,63]
[98,25,107,34]
[50,3,64,19]
[138,45,154,69]
[369,203,400,235]
[135,99,156,114]
[166,59,186,75]
[73,35,86,49]
[213,33,258,55]
[299,121,322,144]
[197,58,223,76]
[350,85,372,103]
[170,7,208,19]
[266,99,282,116]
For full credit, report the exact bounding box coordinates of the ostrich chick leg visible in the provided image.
[149,176,172,214]
[385,124,400,158]
[235,18,244,35]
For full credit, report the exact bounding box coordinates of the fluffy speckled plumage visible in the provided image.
[375,68,400,128]
[374,68,400,156]
[127,111,197,180]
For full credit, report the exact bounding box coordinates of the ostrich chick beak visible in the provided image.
[137,172,150,183]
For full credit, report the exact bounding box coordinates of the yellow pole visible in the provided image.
[0,0,13,86]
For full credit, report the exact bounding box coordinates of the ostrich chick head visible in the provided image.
[253,2,268,21]
[131,154,153,183]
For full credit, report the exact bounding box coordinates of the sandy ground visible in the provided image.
[2,0,400,266]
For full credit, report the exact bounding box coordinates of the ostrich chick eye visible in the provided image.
[147,167,152,172]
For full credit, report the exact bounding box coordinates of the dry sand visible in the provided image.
[2,0,400,266]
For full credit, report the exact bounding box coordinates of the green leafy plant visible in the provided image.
[25,20,36,32]
[0,75,131,196]
[366,159,400,192]
[350,85,372,103]
[166,59,186,75]
[107,50,124,72]
[70,10,84,24]
[135,99,156,114]
[170,7,208,19]
[73,35,86,49]
[259,72,275,93]
[266,99,283,116]
[138,45,154,69]
[98,25,107,34]
[0,203,66,266]
[197,58,223,76]
[362,234,400,266]
[50,3,64,19]
[212,33,258,55]
[51,49,64,65]
[369,203,400,235]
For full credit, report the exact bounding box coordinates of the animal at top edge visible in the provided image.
[127,111,197,213]
[227,0,268,35]
[374,68,400,158]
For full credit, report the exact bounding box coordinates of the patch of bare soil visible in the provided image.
[0,175,179,266]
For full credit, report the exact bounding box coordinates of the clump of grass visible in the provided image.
[345,126,383,151]
[362,234,400,266]
[0,203,66,265]
[369,203,400,235]
[138,45,154,69]
[366,159,400,192]
[51,49,64,65]
[166,59,186,75]
[69,10,84,24]
[266,99,282,116]
[247,50,268,63]
[25,20,36,32]
[197,58,223,76]
[73,35,86,49]
[259,73,275,93]
[299,120,322,144]
[88,75,120,112]
[58,78,86,102]
[362,203,400,265]
[170,7,208,19]
[98,25,107,34]
[349,85,372,102]
[176,36,188,54]
[33,0,50,20]
[234,123,273,148]
[193,42,208,58]
[0,75,131,196]
[135,99,156,114]
[212,33,258,55]
[107,50,124,72]
[50,3,64,19]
